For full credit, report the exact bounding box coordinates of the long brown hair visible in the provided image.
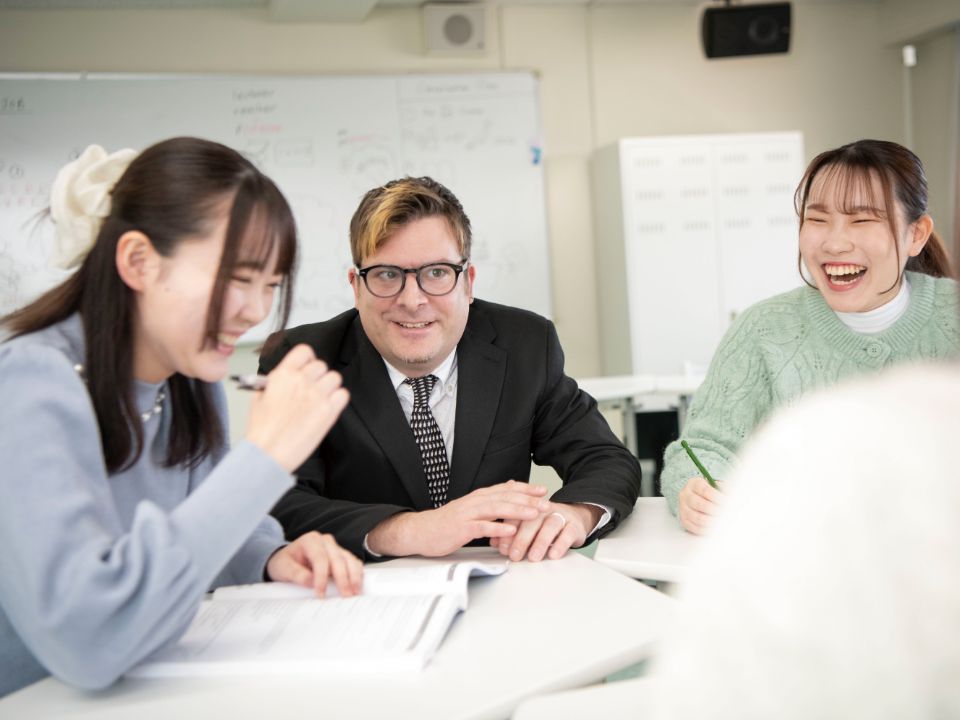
[3,137,298,472]
[795,139,955,288]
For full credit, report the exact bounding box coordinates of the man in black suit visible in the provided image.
[261,177,640,561]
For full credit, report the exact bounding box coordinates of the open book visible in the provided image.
[129,559,507,677]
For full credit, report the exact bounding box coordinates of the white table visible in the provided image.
[0,549,675,720]
[595,497,700,584]
[513,677,654,720]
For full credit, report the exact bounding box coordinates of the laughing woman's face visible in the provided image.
[799,168,929,313]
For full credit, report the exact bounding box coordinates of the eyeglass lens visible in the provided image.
[365,264,461,297]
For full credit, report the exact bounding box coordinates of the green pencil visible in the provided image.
[680,440,718,489]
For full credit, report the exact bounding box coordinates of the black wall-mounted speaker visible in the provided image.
[702,2,792,59]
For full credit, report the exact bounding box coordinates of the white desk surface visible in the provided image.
[577,374,703,403]
[0,549,675,720]
[513,677,654,720]
[595,497,701,583]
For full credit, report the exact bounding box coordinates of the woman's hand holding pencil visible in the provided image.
[677,440,723,535]
[243,344,349,472]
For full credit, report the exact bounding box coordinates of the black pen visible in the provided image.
[230,374,268,391]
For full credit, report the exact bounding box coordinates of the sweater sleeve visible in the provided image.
[0,343,292,690]
[660,308,776,516]
[202,382,287,587]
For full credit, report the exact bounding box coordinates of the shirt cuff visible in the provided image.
[580,502,612,538]
[362,533,383,559]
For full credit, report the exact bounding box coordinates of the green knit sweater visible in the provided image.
[661,271,960,515]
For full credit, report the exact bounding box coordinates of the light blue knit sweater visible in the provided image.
[0,314,292,697]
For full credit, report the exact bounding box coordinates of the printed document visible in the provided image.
[129,560,506,677]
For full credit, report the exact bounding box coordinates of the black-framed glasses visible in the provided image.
[356,260,468,298]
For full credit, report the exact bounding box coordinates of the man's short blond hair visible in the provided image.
[349,176,472,266]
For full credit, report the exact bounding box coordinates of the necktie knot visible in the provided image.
[404,375,438,406]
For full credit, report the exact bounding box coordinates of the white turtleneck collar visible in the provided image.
[834,276,911,335]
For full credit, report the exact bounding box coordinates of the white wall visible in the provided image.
[912,26,960,250]
[880,0,960,44]
[0,1,956,444]
[589,4,903,149]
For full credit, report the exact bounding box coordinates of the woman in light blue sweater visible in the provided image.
[0,138,359,697]
[662,139,959,534]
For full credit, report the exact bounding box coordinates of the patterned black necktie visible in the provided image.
[404,375,450,507]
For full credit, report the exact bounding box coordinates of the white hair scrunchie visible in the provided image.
[49,144,138,269]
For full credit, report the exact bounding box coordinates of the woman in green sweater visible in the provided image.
[661,139,959,534]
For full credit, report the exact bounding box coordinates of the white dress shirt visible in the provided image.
[384,350,459,463]
[363,350,611,556]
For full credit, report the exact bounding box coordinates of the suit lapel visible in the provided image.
[449,310,506,498]
[340,321,433,510]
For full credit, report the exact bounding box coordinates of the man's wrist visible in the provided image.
[366,511,417,557]
[559,502,610,544]
[572,502,604,532]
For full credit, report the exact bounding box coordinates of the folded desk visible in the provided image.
[595,497,701,584]
[577,375,703,496]
[576,373,703,406]
[0,549,675,720]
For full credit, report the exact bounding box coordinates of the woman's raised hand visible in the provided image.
[245,344,349,472]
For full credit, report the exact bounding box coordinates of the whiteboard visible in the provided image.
[0,73,551,340]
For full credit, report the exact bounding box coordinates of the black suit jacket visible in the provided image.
[260,299,641,558]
